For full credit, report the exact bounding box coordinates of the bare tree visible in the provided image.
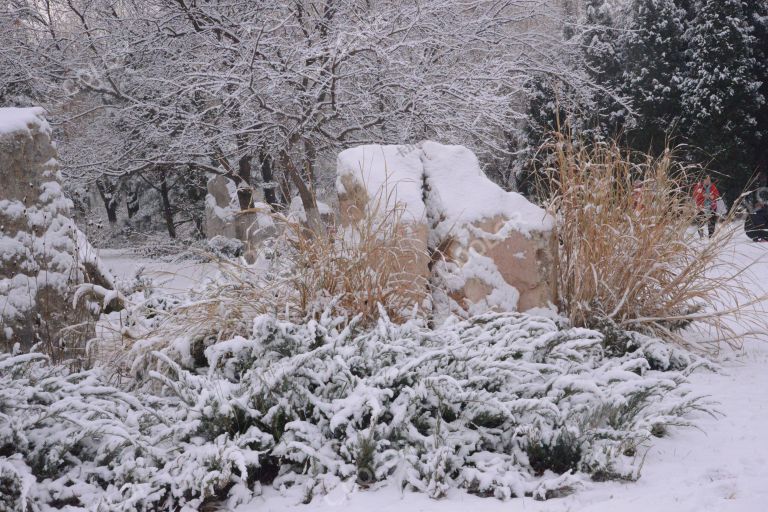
[3,0,591,232]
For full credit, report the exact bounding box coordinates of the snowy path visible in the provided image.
[98,248,216,296]
[241,234,768,512]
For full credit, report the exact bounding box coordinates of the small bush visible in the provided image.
[206,235,244,259]
[526,430,582,476]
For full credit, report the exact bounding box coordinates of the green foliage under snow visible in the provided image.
[0,312,714,510]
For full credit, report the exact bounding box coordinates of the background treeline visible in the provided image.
[2,0,767,244]
[524,0,768,203]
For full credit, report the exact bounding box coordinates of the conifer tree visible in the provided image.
[681,0,763,198]
[580,0,625,139]
[745,1,768,178]
[619,0,689,155]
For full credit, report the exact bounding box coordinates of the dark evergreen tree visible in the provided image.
[580,0,625,139]
[745,1,768,181]
[619,0,689,155]
[681,0,763,200]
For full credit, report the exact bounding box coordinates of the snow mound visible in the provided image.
[0,107,51,135]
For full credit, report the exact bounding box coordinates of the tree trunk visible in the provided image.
[304,139,317,191]
[96,179,119,224]
[159,176,177,239]
[259,152,280,210]
[126,187,139,218]
[279,150,322,233]
[237,154,254,210]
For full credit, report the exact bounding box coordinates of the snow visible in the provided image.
[98,249,216,295]
[0,107,51,135]
[420,141,553,239]
[335,142,554,237]
[336,144,427,222]
[236,231,768,512]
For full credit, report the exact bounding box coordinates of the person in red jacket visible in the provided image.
[693,175,720,238]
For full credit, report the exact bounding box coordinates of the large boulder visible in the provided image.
[0,107,114,357]
[335,141,555,319]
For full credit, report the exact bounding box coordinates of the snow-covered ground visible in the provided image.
[98,248,217,295]
[92,235,768,512]
[238,232,768,512]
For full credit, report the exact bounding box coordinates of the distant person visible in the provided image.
[745,201,768,242]
[693,175,720,238]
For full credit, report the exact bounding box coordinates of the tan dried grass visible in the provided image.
[538,132,765,353]
[151,199,429,346]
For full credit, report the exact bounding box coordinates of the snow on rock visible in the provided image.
[336,144,426,224]
[335,141,555,317]
[0,107,114,355]
[0,106,51,136]
[421,141,553,242]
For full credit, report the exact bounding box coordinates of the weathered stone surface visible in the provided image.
[0,107,114,357]
[442,216,554,314]
[336,141,555,319]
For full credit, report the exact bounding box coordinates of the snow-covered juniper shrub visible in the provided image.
[0,312,715,510]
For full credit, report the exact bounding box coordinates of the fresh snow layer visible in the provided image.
[98,249,216,295]
[0,106,50,135]
[336,142,553,242]
[237,230,768,512]
[420,141,553,236]
[337,144,426,222]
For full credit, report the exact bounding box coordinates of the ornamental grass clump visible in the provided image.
[121,198,429,370]
[539,133,764,353]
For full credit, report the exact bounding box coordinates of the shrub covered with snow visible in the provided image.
[0,107,115,358]
[207,235,245,259]
[0,311,713,510]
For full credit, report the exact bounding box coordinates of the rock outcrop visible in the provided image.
[419,141,555,315]
[0,107,114,357]
[335,141,555,318]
